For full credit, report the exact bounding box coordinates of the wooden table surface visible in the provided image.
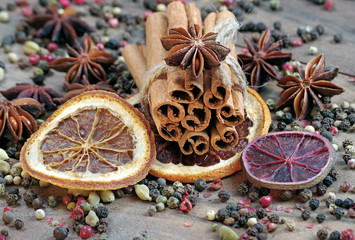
[0,1,354,239]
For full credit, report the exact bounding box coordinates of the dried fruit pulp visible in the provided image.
[242,131,334,190]
[127,88,271,183]
[21,91,155,190]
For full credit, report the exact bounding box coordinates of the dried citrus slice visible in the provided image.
[241,131,334,190]
[20,91,155,190]
[127,88,271,183]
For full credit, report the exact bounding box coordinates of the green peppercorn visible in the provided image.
[80,202,92,215]
[147,206,157,216]
[161,186,175,197]
[156,202,165,212]
[156,195,167,204]
[266,99,275,111]
[67,202,76,211]
[172,181,184,190]
[48,195,58,208]
[212,223,218,232]
[167,196,179,209]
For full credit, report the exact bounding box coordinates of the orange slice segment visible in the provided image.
[21,91,155,190]
[127,88,271,183]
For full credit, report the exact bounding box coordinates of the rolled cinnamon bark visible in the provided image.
[216,87,244,126]
[150,79,185,125]
[186,3,202,30]
[167,68,203,103]
[122,44,146,90]
[203,12,217,34]
[203,63,231,109]
[181,99,211,132]
[146,13,168,69]
[152,118,183,142]
[211,120,239,151]
[167,1,188,30]
[178,130,210,155]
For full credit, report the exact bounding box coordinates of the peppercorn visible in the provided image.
[256,22,266,33]
[247,226,258,237]
[223,217,235,226]
[2,210,14,224]
[216,208,230,222]
[147,206,157,216]
[301,210,311,220]
[257,232,268,240]
[314,213,326,224]
[48,195,58,208]
[97,219,107,234]
[23,189,37,205]
[238,216,247,227]
[95,206,109,219]
[277,122,287,131]
[280,190,293,201]
[14,219,24,229]
[273,21,282,30]
[317,229,328,240]
[167,197,179,209]
[246,212,257,220]
[267,214,279,223]
[32,198,44,209]
[256,208,267,219]
[329,231,341,240]
[298,189,312,203]
[218,190,230,203]
[147,180,158,190]
[184,184,193,194]
[194,179,206,192]
[333,34,342,43]
[237,183,250,195]
[316,183,327,196]
[286,220,295,231]
[186,195,197,207]
[7,187,19,195]
[334,199,343,207]
[149,189,160,201]
[323,176,335,187]
[161,186,174,197]
[259,188,270,197]
[309,198,320,210]
[226,203,238,212]
[343,139,353,148]
[338,120,351,131]
[5,193,19,205]
[333,207,344,220]
[341,198,354,209]
[254,223,263,233]
[114,189,125,199]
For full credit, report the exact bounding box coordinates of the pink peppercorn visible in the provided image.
[96,43,104,50]
[144,10,153,19]
[282,63,293,73]
[329,126,338,136]
[0,235,6,240]
[47,42,58,52]
[341,181,351,192]
[259,196,272,208]
[75,197,86,208]
[324,1,334,10]
[119,40,128,48]
[58,0,70,9]
[73,0,85,4]
[223,0,234,7]
[291,38,303,47]
[3,206,13,212]
[41,53,54,62]
[21,6,33,17]
[241,233,250,239]
[108,18,119,28]
[29,54,40,66]
[62,193,73,206]
[80,225,93,239]
[341,229,354,240]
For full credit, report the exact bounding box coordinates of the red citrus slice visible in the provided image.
[127,88,271,183]
[241,131,334,190]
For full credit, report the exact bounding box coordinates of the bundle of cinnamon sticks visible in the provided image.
[123,2,245,156]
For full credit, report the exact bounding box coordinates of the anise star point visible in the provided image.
[160,24,230,78]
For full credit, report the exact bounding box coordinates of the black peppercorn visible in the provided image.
[237,183,250,195]
[347,113,355,124]
[156,178,167,188]
[310,30,319,41]
[328,168,339,180]
[334,199,343,207]
[315,25,325,35]
[309,198,320,210]
[216,208,230,222]
[338,120,351,131]
[329,230,341,240]
[298,189,312,203]
[247,226,258,237]
[257,232,268,240]
[32,198,44,210]
[320,130,333,142]
[246,212,257,220]
[341,198,354,209]
[254,223,263,233]
[95,206,109,219]
[333,207,344,220]
[218,190,230,203]
[53,226,69,240]
[277,122,287,131]
[5,193,19,205]
[114,189,125,198]
[147,180,158,190]
[23,189,38,205]
[256,22,266,33]
[226,203,238,212]
[243,2,254,13]
[323,176,335,187]
[230,211,241,221]
[273,21,282,30]
[256,208,267,219]
[97,219,107,234]
[267,214,279,223]
[259,187,270,197]
[248,191,259,202]
[7,187,19,195]
[280,190,293,201]
[301,210,311,220]
[186,195,197,207]
[342,139,353,148]
[316,213,326,223]
[317,229,328,240]
[238,216,247,227]
[149,189,160,201]
[14,219,24,229]
[333,34,343,43]
[194,179,207,192]
[173,192,182,203]
[297,27,306,37]
[315,183,327,196]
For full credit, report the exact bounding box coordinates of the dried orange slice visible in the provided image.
[127,88,271,183]
[20,91,155,190]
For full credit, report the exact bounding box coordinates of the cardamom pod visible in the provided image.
[0,148,9,161]
[134,184,152,201]
[23,41,40,55]
[219,226,239,240]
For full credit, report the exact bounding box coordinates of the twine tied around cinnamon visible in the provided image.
[141,17,248,110]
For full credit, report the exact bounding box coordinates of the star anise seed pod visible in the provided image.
[161,24,230,78]
[0,83,63,111]
[276,54,344,120]
[238,27,292,90]
[54,75,115,104]
[26,6,94,44]
[0,96,44,142]
[49,34,116,84]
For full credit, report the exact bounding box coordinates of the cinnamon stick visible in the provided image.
[167,1,188,30]
[181,99,211,132]
[178,130,210,155]
[210,121,239,152]
[145,12,168,69]
[122,44,146,90]
[150,79,185,125]
[216,87,244,126]
[203,63,231,109]
[203,12,217,34]
[186,3,202,30]
[152,118,183,142]
[167,68,203,103]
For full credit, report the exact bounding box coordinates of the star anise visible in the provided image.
[0,96,45,142]
[49,34,116,84]
[0,83,63,111]
[54,75,115,104]
[160,24,230,78]
[26,6,94,44]
[276,54,344,120]
[238,27,292,90]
